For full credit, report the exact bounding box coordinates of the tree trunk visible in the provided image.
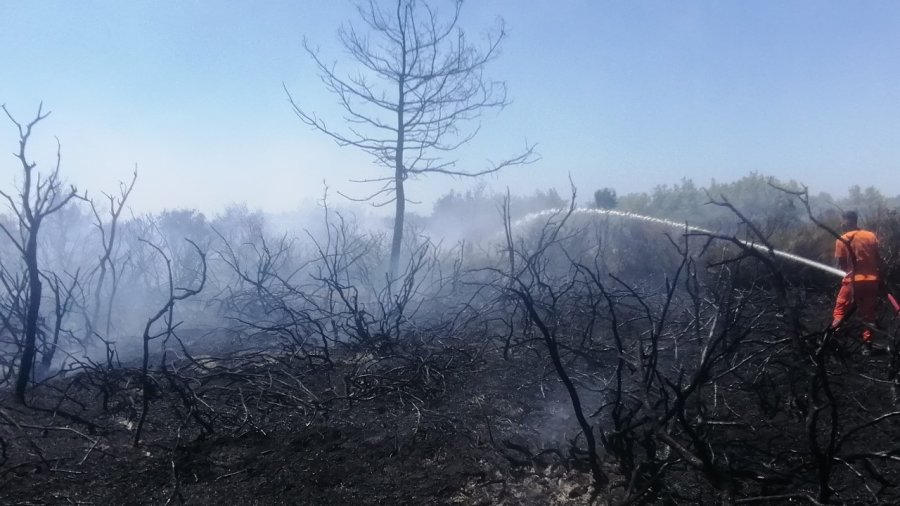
[15,231,42,404]
[391,176,405,277]
[390,66,406,278]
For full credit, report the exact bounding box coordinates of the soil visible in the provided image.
[0,340,601,506]
[3,324,900,505]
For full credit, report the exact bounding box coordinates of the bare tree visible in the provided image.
[287,0,536,275]
[133,239,207,446]
[36,269,80,377]
[88,170,137,337]
[0,104,81,404]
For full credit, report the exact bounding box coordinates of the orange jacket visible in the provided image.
[835,229,880,283]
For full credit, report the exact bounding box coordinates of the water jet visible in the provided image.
[513,208,846,278]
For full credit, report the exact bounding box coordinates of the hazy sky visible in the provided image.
[2,1,899,216]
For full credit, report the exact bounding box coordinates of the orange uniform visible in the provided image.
[832,229,881,342]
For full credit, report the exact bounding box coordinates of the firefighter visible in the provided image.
[831,210,882,348]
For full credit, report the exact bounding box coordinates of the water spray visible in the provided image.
[513,208,847,279]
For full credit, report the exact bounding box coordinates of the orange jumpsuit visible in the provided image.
[832,229,881,342]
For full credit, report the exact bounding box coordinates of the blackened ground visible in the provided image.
[3,327,899,505]
[0,342,599,506]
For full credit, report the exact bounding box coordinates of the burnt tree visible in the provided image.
[287,0,535,275]
[88,170,137,338]
[0,104,80,404]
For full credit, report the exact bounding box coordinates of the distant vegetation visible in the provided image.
[417,173,900,283]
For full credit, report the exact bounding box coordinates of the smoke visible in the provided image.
[0,185,846,384]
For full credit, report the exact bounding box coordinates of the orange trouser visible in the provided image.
[832,279,879,342]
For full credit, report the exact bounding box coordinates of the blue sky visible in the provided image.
[1,1,899,215]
